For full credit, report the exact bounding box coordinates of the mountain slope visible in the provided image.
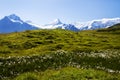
[39,18,120,31]
[0,14,120,33]
[0,26,120,80]
[0,24,120,57]
[74,18,120,30]
[0,14,38,33]
[109,23,120,29]
[97,23,120,32]
[40,19,79,31]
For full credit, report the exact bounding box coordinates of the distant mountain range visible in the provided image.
[74,18,120,30]
[0,14,38,33]
[39,19,79,31]
[0,14,120,33]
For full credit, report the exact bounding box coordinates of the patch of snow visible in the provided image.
[10,19,23,24]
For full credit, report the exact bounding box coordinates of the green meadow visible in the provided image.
[0,24,120,80]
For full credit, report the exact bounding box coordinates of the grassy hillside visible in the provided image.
[0,27,120,57]
[97,23,120,32]
[0,24,120,80]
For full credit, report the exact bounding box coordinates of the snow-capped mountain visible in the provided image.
[74,18,120,30]
[0,14,120,33]
[39,18,120,31]
[40,19,79,31]
[0,14,38,33]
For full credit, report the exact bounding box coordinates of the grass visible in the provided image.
[0,27,120,57]
[0,24,120,79]
[14,67,120,80]
[1,50,120,79]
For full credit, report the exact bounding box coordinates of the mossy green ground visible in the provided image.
[0,24,120,80]
[0,27,120,57]
[14,67,120,80]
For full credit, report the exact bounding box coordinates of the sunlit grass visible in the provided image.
[14,67,120,80]
[0,25,120,80]
[0,28,120,58]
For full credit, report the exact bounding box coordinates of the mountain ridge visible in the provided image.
[0,14,120,33]
[0,14,38,33]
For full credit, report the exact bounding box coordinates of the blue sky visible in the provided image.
[0,0,120,25]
